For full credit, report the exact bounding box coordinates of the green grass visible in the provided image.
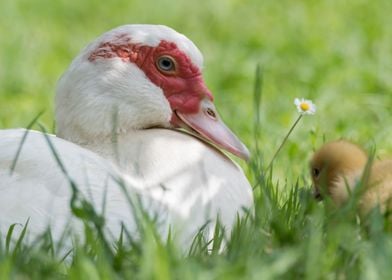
[1,0,392,278]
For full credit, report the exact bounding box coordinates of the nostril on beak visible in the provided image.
[205,107,217,119]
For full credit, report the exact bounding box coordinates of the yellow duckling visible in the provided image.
[310,140,392,217]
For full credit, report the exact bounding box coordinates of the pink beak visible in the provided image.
[174,99,250,161]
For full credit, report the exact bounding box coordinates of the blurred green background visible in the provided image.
[2,1,392,278]
[1,0,392,183]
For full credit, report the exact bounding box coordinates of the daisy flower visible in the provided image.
[266,97,317,170]
[294,98,316,115]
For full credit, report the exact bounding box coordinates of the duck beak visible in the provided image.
[174,99,250,161]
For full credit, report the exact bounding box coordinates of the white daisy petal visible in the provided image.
[294,97,316,115]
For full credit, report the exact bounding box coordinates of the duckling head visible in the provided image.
[310,140,368,206]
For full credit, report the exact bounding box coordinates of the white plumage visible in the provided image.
[0,25,253,248]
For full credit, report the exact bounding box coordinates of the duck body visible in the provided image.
[0,128,252,246]
[0,129,146,243]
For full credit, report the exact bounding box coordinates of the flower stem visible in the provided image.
[265,115,303,171]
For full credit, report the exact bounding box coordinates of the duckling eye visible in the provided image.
[312,168,320,178]
[156,56,175,73]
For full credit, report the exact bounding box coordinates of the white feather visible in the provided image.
[0,129,252,247]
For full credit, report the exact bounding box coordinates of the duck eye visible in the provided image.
[157,56,175,73]
[312,168,320,178]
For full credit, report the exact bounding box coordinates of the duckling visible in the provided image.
[310,140,392,217]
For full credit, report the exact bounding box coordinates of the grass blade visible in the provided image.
[9,111,45,175]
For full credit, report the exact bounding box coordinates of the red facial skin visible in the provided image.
[88,37,213,121]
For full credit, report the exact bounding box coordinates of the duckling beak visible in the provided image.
[313,188,323,201]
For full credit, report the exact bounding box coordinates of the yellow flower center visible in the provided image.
[300,102,310,111]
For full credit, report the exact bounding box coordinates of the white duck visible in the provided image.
[0,24,253,248]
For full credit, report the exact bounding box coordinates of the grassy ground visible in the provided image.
[1,0,392,278]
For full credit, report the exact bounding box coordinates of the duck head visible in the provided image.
[55,24,249,160]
